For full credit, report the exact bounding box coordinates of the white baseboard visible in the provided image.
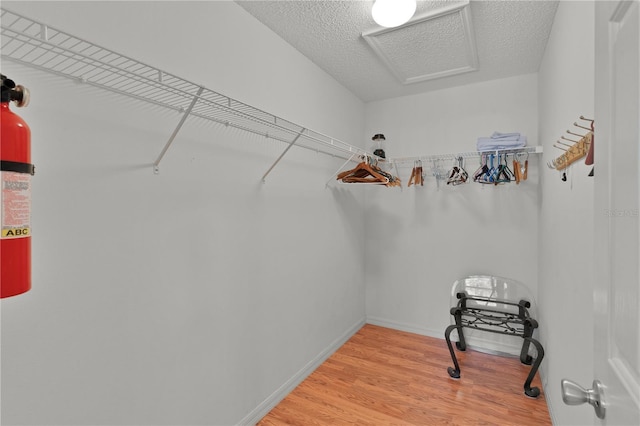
[237,317,366,426]
[542,370,557,426]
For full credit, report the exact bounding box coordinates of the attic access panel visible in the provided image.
[362,1,478,85]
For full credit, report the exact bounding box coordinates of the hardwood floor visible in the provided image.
[258,324,551,425]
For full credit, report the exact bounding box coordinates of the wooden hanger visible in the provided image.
[512,152,528,184]
[408,160,424,187]
[337,157,390,184]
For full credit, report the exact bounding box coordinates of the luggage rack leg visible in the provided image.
[445,324,462,379]
[519,317,538,365]
[523,337,544,398]
[452,307,467,351]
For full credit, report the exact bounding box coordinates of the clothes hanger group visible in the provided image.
[405,152,527,187]
[338,150,532,189]
[337,155,401,187]
[473,153,522,185]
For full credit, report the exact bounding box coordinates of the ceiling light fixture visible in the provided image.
[371,0,417,28]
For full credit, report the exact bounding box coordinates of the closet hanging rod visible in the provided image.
[388,145,543,166]
[0,8,372,176]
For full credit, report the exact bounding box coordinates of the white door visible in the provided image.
[592,1,640,424]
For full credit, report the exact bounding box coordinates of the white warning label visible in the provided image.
[1,171,31,239]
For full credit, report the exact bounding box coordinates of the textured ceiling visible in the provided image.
[236,0,559,102]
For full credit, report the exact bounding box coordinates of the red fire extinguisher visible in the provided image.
[1,74,33,298]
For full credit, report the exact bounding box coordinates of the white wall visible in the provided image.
[0,2,366,425]
[363,74,540,346]
[537,2,595,425]
[0,2,602,425]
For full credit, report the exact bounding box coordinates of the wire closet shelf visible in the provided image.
[0,8,372,179]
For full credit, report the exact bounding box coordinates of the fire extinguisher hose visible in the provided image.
[1,160,35,175]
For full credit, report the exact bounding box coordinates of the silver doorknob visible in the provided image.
[561,379,606,419]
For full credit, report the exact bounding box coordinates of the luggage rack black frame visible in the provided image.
[444,291,545,398]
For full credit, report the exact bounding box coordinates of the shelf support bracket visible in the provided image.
[153,86,204,174]
[261,130,305,183]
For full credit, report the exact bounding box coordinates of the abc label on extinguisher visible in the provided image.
[1,171,31,239]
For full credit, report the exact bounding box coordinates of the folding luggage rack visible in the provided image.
[444,291,545,398]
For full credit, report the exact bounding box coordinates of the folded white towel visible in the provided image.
[477,136,527,151]
[491,131,521,140]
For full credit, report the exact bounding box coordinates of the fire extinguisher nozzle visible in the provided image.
[12,85,29,108]
[1,74,29,107]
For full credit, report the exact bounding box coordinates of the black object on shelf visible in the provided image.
[444,291,545,398]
